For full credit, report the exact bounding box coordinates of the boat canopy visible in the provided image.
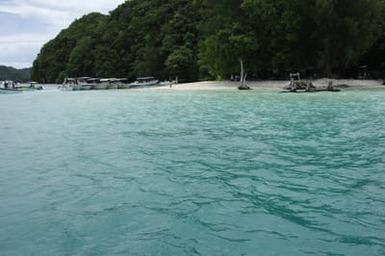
[64,77,129,84]
[100,78,119,82]
[137,77,156,82]
[87,78,101,83]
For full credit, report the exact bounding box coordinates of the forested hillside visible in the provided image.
[0,66,31,82]
[32,0,385,83]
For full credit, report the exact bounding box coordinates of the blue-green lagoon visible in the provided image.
[1,89,385,255]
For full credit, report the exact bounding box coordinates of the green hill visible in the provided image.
[0,66,31,82]
[32,0,385,83]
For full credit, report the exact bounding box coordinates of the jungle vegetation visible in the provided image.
[31,0,385,83]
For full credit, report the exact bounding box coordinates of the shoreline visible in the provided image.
[151,79,385,91]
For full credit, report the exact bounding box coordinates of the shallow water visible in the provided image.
[1,89,385,255]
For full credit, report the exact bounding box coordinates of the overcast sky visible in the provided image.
[0,0,125,68]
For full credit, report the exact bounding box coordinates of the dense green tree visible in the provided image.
[31,0,385,83]
[31,13,107,82]
[242,0,316,76]
[313,0,384,76]
[199,0,257,82]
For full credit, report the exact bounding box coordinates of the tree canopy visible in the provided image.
[32,0,385,83]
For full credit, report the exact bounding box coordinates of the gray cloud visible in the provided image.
[0,0,125,68]
[0,11,54,35]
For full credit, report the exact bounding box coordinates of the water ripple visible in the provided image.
[1,90,385,255]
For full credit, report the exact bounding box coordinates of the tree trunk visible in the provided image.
[238,58,250,90]
[240,58,244,86]
[244,73,248,85]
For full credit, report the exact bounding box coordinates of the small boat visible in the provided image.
[129,77,159,88]
[0,80,22,94]
[107,80,119,89]
[75,85,92,91]
[0,88,21,94]
[114,78,130,89]
[89,78,108,90]
[15,81,43,91]
[159,80,177,87]
[62,77,93,91]
[116,78,130,89]
[100,78,123,89]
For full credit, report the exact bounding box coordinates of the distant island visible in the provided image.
[0,66,31,82]
[31,0,385,84]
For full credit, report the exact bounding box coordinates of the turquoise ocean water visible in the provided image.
[1,89,385,255]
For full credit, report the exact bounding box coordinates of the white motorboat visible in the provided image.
[0,81,21,94]
[62,77,93,91]
[129,77,159,88]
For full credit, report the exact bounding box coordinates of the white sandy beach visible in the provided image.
[153,79,385,91]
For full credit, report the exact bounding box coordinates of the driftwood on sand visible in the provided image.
[286,80,316,92]
[283,73,340,93]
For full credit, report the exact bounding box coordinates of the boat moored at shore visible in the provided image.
[0,80,42,93]
[129,77,159,88]
[0,81,22,94]
[101,78,130,89]
[88,78,108,90]
[61,76,165,91]
[15,81,43,91]
[61,77,93,91]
